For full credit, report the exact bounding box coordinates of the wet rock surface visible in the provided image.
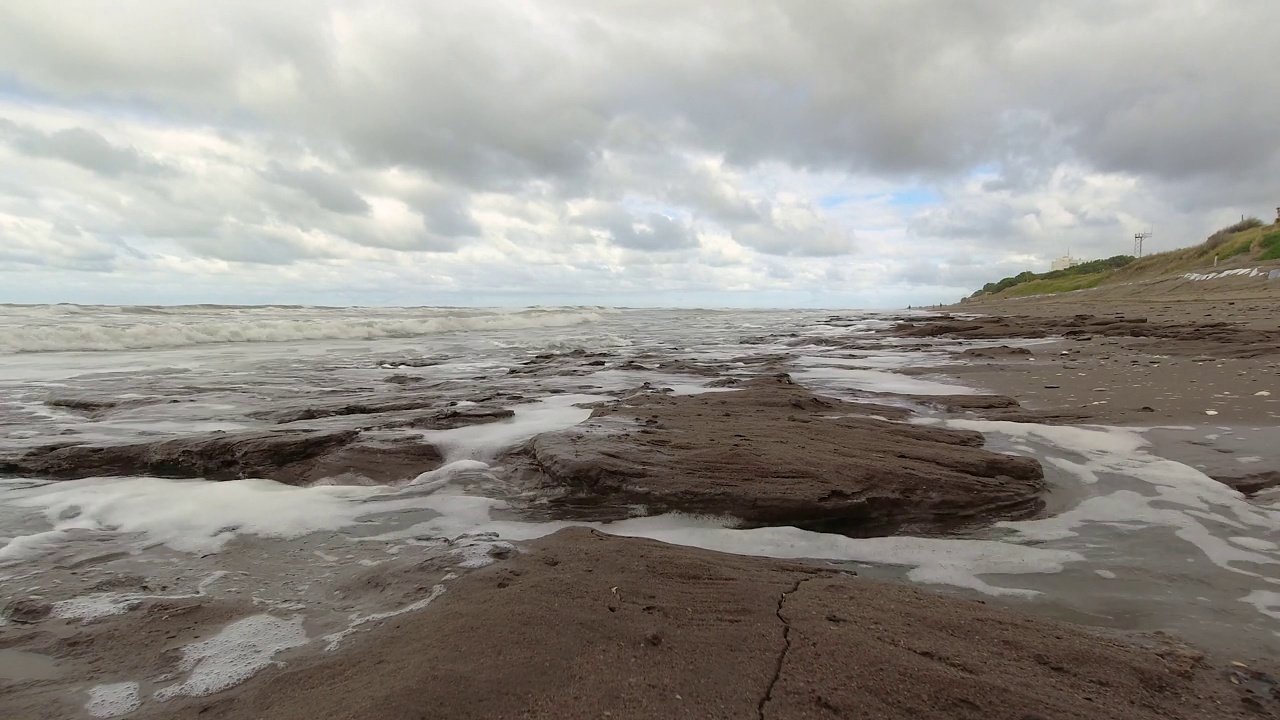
[194,528,1278,720]
[867,392,1096,425]
[387,406,516,430]
[960,344,1034,359]
[0,429,443,485]
[260,395,440,424]
[1213,471,1280,497]
[506,376,1045,535]
[895,313,1280,359]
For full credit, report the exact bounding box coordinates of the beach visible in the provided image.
[1,296,1278,719]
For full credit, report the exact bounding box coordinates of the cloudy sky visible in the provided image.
[1,1,1277,308]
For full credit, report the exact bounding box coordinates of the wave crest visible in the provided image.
[0,308,606,353]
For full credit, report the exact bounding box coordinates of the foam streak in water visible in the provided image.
[154,614,307,701]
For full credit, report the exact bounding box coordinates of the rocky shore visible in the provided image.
[2,298,1279,719]
[161,528,1274,720]
[507,374,1046,534]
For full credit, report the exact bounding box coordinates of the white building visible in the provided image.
[1051,255,1079,271]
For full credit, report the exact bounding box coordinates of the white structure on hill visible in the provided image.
[1051,255,1080,271]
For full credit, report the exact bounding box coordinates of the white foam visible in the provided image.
[54,572,227,621]
[154,614,307,701]
[418,394,603,461]
[0,307,605,353]
[55,594,144,621]
[86,682,140,718]
[407,460,493,491]
[632,524,1075,598]
[1045,456,1098,484]
[366,504,1081,598]
[1232,537,1278,552]
[944,421,1280,581]
[797,351,955,370]
[451,537,515,569]
[791,365,978,396]
[323,584,447,651]
[1,477,391,558]
[0,528,77,563]
[1242,590,1280,622]
[1095,570,1117,579]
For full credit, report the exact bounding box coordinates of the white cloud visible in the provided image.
[0,1,1277,306]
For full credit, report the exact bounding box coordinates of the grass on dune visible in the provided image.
[1002,272,1111,296]
[972,217,1280,300]
[1260,230,1280,261]
[1110,221,1269,280]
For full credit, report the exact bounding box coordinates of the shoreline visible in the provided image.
[2,301,1278,718]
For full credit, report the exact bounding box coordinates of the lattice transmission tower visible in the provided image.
[1133,231,1151,257]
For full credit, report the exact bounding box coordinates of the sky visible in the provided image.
[1,1,1278,308]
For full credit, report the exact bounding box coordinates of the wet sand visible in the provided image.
[906,299,1280,497]
[914,299,1280,427]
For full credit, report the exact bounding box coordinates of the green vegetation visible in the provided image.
[1109,221,1270,282]
[972,255,1135,297]
[1218,237,1255,261]
[1001,272,1111,296]
[1261,230,1280,261]
[1215,217,1264,235]
[969,216,1280,300]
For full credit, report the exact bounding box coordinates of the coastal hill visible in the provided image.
[965,217,1280,304]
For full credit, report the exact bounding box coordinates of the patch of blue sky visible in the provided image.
[618,197,694,222]
[887,188,940,206]
[818,187,940,209]
[0,75,57,108]
[0,74,261,131]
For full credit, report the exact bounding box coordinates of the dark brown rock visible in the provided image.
[381,406,516,430]
[1212,471,1280,496]
[4,598,52,624]
[961,345,1034,359]
[265,397,436,424]
[893,314,1280,358]
[506,377,1045,535]
[0,429,442,486]
[171,529,1278,720]
[892,393,1022,412]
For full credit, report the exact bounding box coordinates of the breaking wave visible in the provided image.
[0,307,608,353]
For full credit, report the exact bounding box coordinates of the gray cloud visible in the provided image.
[573,205,698,251]
[6,1,1271,187]
[264,162,370,215]
[0,1,1278,304]
[732,214,853,257]
[0,119,169,177]
[414,193,481,238]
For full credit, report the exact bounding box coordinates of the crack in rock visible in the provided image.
[758,574,823,720]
